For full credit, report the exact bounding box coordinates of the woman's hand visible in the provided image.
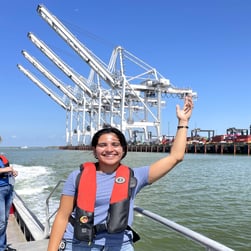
[8,166,18,177]
[176,95,194,123]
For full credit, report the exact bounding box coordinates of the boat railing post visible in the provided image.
[44,180,66,237]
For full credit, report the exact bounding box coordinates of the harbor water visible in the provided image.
[1,147,250,251]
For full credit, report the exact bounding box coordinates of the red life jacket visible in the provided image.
[73,162,137,243]
[0,155,10,179]
[0,155,10,167]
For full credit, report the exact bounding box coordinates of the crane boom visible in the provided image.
[37,4,115,87]
[21,50,80,104]
[17,64,70,110]
[27,32,93,97]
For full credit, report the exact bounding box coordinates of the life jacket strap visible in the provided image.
[94,223,107,234]
[69,216,107,234]
[69,216,140,243]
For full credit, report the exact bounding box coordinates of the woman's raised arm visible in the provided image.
[148,95,194,184]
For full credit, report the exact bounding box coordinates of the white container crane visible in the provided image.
[18,4,197,146]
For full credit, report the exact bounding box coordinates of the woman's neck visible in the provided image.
[96,162,120,174]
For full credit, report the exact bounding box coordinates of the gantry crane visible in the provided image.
[18,4,197,146]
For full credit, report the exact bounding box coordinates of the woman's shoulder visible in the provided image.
[132,166,150,180]
[131,166,150,190]
[132,165,150,173]
[63,169,81,195]
[65,169,81,184]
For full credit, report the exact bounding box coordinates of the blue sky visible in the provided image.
[1,0,251,147]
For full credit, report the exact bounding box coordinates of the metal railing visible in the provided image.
[44,179,66,238]
[44,181,234,251]
[133,206,234,251]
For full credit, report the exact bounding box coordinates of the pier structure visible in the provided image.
[59,142,251,155]
[186,142,251,155]
[18,4,196,146]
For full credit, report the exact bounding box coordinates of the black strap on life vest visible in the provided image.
[71,162,139,243]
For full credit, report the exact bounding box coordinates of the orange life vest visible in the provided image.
[73,162,137,243]
[0,155,10,167]
[0,155,10,179]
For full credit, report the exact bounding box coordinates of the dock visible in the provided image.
[59,142,251,155]
[186,142,251,155]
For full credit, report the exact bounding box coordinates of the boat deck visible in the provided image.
[7,214,49,251]
[7,194,50,251]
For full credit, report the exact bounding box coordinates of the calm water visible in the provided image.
[1,147,250,251]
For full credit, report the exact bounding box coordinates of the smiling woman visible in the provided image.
[47,96,193,251]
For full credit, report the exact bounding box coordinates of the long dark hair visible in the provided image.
[91,127,128,159]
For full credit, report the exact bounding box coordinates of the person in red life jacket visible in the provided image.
[47,95,194,251]
[0,155,18,251]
